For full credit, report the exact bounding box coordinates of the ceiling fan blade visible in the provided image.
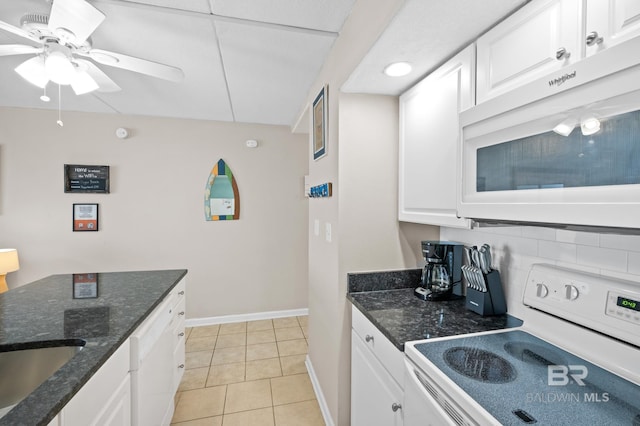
[75,59,120,93]
[0,44,42,57]
[87,48,185,83]
[0,19,40,43]
[48,0,106,45]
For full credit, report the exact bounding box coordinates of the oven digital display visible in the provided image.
[616,296,640,312]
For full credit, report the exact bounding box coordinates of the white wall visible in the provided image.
[0,107,309,319]
[301,1,409,424]
[440,225,640,320]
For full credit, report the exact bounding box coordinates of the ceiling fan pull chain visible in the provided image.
[41,84,50,103]
[57,84,63,127]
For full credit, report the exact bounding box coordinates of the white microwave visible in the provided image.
[459,38,640,230]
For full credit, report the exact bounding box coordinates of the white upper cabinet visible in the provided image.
[585,0,640,57]
[398,45,474,228]
[477,0,640,104]
[476,0,582,103]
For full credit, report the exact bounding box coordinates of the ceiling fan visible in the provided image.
[0,0,184,96]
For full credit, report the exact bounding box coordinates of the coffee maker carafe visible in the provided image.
[415,241,463,301]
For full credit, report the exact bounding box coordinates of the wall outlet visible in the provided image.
[325,222,332,242]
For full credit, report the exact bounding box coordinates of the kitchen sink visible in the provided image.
[0,343,85,412]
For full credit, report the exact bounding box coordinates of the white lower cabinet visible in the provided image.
[57,279,186,426]
[351,307,404,426]
[60,340,131,426]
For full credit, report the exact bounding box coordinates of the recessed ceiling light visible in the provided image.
[383,62,412,77]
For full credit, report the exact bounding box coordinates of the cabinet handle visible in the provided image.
[178,311,185,316]
[586,31,604,46]
[178,291,185,295]
[178,332,185,337]
[391,403,402,412]
[555,47,571,61]
[365,335,374,343]
[178,364,185,369]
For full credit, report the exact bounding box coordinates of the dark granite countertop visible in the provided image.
[0,269,188,426]
[347,269,523,351]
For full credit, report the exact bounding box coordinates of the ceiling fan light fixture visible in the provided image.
[15,56,48,88]
[45,50,75,85]
[71,69,98,95]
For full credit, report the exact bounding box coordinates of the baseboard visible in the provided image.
[185,307,309,327]
[305,355,334,426]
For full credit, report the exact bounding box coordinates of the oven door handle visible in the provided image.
[405,361,478,426]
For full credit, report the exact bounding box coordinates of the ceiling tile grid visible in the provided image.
[0,0,354,126]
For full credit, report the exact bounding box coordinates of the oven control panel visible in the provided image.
[606,291,640,325]
[524,264,640,347]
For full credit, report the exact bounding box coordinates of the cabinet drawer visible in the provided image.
[171,296,186,350]
[173,335,186,392]
[351,306,404,388]
[170,279,186,309]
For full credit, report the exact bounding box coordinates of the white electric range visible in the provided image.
[404,264,640,425]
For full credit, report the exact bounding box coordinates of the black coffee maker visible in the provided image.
[415,241,463,301]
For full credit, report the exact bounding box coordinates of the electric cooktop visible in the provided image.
[413,330,640,425]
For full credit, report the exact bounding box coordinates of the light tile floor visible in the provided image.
[171,316,325,426]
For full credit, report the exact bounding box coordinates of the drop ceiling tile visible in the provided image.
[210,0,355,33]
[92,2,231,120]
[216,21,335,126]
[101,0,212,14]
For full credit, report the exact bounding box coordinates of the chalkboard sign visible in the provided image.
[64,164,110,193]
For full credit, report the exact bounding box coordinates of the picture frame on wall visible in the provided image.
[73,203,99,231]
[312,85,328,161]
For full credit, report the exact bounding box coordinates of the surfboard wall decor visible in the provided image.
[204,159,240,221]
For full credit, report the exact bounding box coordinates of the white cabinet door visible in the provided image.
[398,45,473,228]
[476,0,582,103]
[585,0,640,56]
[61,341,131,426]
[351,331,403,426]
[91,375,132,426]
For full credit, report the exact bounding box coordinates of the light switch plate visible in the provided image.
[325,222,332,242]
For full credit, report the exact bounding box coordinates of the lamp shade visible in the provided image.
[0,249,19,274]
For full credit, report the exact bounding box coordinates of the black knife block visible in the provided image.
[465,270,507,316]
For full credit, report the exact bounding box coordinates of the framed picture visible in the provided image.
[312,85,328,160]
[73,203,99,231]
[72,273,99,299]
[64,164,110,193]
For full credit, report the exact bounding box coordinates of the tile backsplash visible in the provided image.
[440,225,640,319]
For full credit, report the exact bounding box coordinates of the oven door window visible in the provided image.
[476,109,640,192]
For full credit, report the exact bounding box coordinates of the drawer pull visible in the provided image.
[365,335,374,343]
[178,311,185,316]
[178,291,185,295]
[391,403,402,412]
[178,364,185,369]
[178,332,185,337]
